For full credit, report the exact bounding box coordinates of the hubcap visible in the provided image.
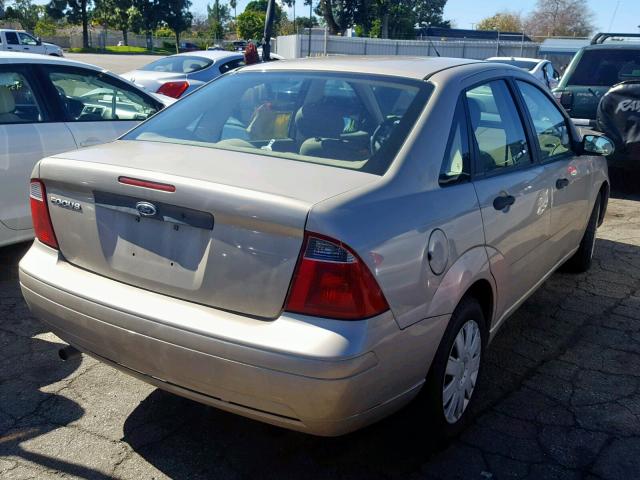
[442,320,481,424]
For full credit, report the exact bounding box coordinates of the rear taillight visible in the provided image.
[29,179,58,249]
[285,233,389,320]
[156,81,189,98]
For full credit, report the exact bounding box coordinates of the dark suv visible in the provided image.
[554,32,640,123]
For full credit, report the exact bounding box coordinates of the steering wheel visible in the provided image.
[370,116,401,155]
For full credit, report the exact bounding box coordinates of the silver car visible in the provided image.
[20,56,612,437]
[122,50,245,99]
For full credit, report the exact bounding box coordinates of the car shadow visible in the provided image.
[120,229,640,479]
[0,242,113,480]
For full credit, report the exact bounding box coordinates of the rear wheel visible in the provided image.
[564,196,601,273]
[419,296,487,439]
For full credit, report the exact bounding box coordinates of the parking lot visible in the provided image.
[0,188,638,479]
[65,53,159,74]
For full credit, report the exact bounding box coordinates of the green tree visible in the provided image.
[316,0,449,38]
[158,0,192,53]
[47,0,91,47]
[207,0,230,41]
[34,15,58,36]
[131,0,159,49]
[477,11,522,32]
[236,9,263,40]
[229,0,235,19]
[5,0,41,32]
[245,0,284,30]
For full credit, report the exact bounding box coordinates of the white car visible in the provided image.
[486,57,561,90]
[0,29,64,57]
[0,53,174,247]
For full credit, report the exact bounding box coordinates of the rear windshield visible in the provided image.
[489,59,538,70]
[124,71,432,175]
[140,56,213,74]
[566,49,640,86]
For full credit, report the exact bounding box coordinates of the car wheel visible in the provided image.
[420,296,486,439]
[563,195,601,273]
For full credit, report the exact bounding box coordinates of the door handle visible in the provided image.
[556,178,570,189]
[493,195,515,211]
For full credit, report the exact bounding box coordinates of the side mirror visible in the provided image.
[36,37,42,45]
[582,134,615,156]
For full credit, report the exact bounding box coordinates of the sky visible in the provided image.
[192,0,640,34]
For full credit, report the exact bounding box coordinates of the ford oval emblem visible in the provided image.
[136,201,157,217]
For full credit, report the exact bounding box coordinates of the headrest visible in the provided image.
[466,97,482,130]
[295,102,345,139]
[0,87,16,115]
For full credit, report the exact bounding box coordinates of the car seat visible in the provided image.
[0,86,21,123]
[295,102,368,161]
[466,96,498,171]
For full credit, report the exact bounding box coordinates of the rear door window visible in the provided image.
[218,59,244,74]
[5,32,19,45]
[465,80,532,174]
[0,69,43,124]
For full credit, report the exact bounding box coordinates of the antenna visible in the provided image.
[608,0,620,32]
[424,24,441,57]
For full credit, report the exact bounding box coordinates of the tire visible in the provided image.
[418,296,487,439]
[563,195,601,273]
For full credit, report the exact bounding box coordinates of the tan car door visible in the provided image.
[515,79,591,265]
[466,79,553,320]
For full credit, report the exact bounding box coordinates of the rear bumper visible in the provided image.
[19,241,450,436]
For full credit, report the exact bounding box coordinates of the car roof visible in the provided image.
[583,43,640,50]
[0,52,105,71]
[170,50,244,62]
[486,57,542,63]
[240,55,481,80]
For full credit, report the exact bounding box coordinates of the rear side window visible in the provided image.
[440,98,470,185]
[125,71,432,175]
[0,71,43,124]
[140,56,213,74]
[465,80,531,173]
[517,81,571,162]
[566,49,640,86]
[5,32,19,45]
[218,59,244,74]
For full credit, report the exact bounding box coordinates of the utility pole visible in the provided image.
[308,0,312,56]
[262,0,276,61]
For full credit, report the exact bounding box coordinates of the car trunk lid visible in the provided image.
[38,140,378,318]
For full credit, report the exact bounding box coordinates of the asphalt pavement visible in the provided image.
[65,53,162,74]
[1,192,640,479]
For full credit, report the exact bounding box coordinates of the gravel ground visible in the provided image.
[1,192,639,480]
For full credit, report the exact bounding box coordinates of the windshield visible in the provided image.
[488,59,538,70]
[140,56,213,74]
[566,49,640,86]
[124,71,432,175]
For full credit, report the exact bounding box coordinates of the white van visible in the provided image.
[0,29,64,57]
